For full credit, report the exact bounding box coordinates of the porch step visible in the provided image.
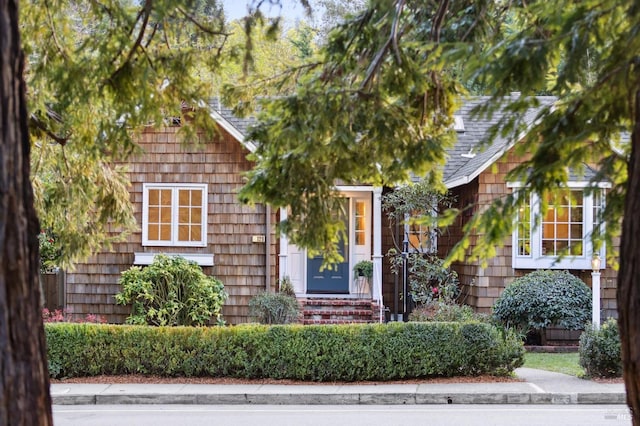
[302,319,371,325]
[299,298,380,325]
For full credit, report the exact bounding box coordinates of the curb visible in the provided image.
[51,392,627,406]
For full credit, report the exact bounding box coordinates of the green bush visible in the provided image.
[409,301,481,322]
[579,318,622,378]
[388,252,460,305]
[277,276,296,297]
[115,254,227,326]
[45,322,524,380]
[492,270,591,334]
[249,292,300,324]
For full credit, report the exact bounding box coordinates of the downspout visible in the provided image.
[265,204,272,292]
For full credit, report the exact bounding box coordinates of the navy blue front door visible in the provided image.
[306,201,349,294]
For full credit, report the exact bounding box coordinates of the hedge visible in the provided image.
[46,322,524,381]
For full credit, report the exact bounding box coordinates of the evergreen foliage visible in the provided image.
[248,292,301,324]
[493,270,592,333]
[579,318,623,378]
[115,255,227,326]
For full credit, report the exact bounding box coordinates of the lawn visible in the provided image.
[523,352,584,377]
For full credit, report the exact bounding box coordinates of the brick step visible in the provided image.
[302,308,373,316]
[302,319,371,325]
[299,299,373,308]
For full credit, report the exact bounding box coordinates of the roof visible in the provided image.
[208,99,257,153]
[210,96,563,185]
[441,96,557,189]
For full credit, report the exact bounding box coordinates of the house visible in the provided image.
[60,97,619,327]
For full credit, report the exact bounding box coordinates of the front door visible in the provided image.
[306,200,350,294]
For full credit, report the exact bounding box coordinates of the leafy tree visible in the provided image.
[23,0,229,269]
[238,0,491,262]
[237,0,640,421]
[2,0,285,423]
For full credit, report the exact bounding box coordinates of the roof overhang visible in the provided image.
[209,109,257,153]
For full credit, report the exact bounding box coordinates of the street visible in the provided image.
[53,404,632,426]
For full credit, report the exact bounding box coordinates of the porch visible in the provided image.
[279,186,385,324]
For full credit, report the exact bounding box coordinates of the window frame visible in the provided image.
[142,183,208,247]
[509,182,607,270]
[404,211,438,254]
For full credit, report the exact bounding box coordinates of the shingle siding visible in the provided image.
[65,125,277,324]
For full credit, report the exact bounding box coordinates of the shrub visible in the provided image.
[249,292,300,324]
[579,318,622,378]
[409,301,480,322]
[45,322,524,380]
[42,308,107,324]
[115,255,227,326]
[492,270,591,334]
[38,229,60,273]
[277,276,296,297]
[388,251,460,305]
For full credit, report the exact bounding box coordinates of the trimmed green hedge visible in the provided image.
[46,322,524,381]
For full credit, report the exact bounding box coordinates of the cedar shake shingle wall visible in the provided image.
[443,148,619,317]
[65,125,277,324]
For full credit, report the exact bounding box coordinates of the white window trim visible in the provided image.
[142,183,208,247]
[134,252,214,267]
[509,182,607,270]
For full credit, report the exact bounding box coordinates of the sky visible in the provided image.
[222,0,312,23]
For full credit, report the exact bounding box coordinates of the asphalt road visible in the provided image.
[53,404,632,426]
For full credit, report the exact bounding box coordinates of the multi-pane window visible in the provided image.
[513,187,605,269]
[541,190,583,256]
[516,202,531,256]
[354,201,366,246]
[406,211,436,254]
[143,184,207,247]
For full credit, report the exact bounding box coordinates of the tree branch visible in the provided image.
[29,113,69,146]
[177,6,230,36]
[360,0,406,90]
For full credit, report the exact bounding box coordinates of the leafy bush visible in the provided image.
[492,270,591,334]
[579,318,622,378]
[409,301,482,322]
[249,292,300,324]
[278,276,296,297]
[38,229,60,273]
[45,322,524,380]
[388,251,460,305]
[353,260,374,279]
[115,255,227,326]
[42,308,107,324]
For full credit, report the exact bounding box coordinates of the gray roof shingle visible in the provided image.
[441,96,557,188]
[212,96,570,187]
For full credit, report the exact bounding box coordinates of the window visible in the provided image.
[405,211,437,254]
[354,201,366,246]
[513,186,606,269]
[142,184,208,247]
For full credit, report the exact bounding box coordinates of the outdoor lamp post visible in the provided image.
[591,254,602,329]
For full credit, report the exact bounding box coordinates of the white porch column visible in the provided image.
[278,207,289,281]
[373,187,384,322]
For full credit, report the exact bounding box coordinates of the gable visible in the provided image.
[443,96,557,189]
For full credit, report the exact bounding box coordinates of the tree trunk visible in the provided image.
[618,89,640,425]
[0,0,53,424]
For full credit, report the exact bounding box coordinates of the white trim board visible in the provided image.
[134,252,215,266]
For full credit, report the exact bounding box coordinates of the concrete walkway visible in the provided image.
[50,368,626,406]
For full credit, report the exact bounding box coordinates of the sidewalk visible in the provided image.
[50,368,626,406]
